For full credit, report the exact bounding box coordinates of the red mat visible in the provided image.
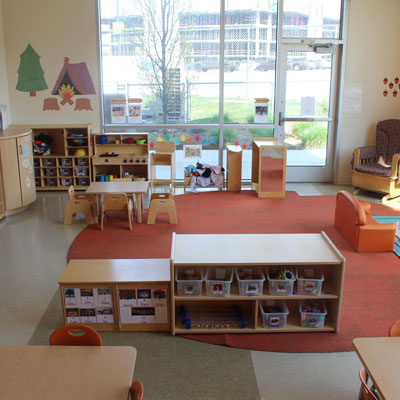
[67,191,400,352]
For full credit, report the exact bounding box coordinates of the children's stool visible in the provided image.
[147,193,178,224]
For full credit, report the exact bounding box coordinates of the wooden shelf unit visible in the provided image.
[29,124,93,190]
[92,133,149,181]
[226,145,242,191]
[170,232,345,335]
[0,151,4,220]
[58,258,170,332]
[251,138,287,198]
[150,141,176,189]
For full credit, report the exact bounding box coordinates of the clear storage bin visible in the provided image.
[299,300,327,328]
[259,300,289,329]
[76,158,88,166]
[175,267,203,296]
[61,178,73,186]
[205,267,233,297]
[266,268,295,296]
[61,158,72,166]
[78,177,90,186]
[60,168,72,176]
[44,158,56,166]
[45,168,57,177]
[296,267,324,296]
[235,267,265,296]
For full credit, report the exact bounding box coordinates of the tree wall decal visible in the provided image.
[16,44,48,97]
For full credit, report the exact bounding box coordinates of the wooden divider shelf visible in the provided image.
[59,259,170,332]
[170,232,345,335]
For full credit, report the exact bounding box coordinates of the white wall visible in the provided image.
[336,0,400,183]
[2,0,101,131]
[0,0,11,124]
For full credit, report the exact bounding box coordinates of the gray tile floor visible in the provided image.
[1,184,390,399]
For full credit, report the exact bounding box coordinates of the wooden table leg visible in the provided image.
[136,193,142,223]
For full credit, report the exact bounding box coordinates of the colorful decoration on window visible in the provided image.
[180,134,186,142]
[383,77,388,84]
[242,142,248,150]
[234,139,239,146]
[187,136,193,144]
[195,133,201,142]
[157,137,163,142]
[149,141,155,149]
[16,44,48,97]
[173,137,179,145]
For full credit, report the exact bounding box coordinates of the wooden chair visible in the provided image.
[49,324,102,346]
[388,319,400,336]
[147,192,177,224]
[101,193,134,230]
[359,369,379,400]
[130,380,144,400]
[64,185,95,225]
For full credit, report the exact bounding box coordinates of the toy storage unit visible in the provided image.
[58,259,170,332]
[91,133,149,182]
[28,124,93,190]
[170,232,345,334]
[0,126,36,215]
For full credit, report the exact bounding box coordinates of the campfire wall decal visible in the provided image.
[49,57,96,110]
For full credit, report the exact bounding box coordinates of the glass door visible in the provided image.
[277,44,338,182]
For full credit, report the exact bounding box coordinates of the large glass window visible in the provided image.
[98,0,344,182]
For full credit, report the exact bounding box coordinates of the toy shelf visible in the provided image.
[170,232,345,335]
[30,124,93,190]
[92,133,149,181]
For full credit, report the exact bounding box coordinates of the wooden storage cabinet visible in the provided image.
[59,259,170,332]
[0,155,4,220]
[0,127,36,214]
[29,124,92,190]
[92,133,149,181]
[171,232,345,335]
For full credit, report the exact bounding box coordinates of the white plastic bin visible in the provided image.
[259,300,289,329]
[296,267,324,296]
[205,267,233,297]
[299,300,327,328]
[235,267,265,296]
[266,268,295,296]
[175,267,203,296]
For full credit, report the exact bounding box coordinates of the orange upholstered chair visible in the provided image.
[49,324,102,346]
[334,191,395,252]
[388,319,400,336]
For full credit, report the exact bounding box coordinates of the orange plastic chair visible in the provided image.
[130,380,144,400]
[49,324,102,346]
[388,319,400,336]
[359,369,379,400]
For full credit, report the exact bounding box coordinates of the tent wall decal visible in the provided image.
[52,57,96,106]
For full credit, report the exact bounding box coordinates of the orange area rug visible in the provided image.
[67,191,400,352]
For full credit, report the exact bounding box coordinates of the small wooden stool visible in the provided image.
[147,193,178,224]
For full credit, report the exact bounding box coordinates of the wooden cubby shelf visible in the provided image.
[29,124,93,190]
[170,232,345,335]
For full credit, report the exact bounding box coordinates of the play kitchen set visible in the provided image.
[59,232,344,334]
[91,133,149,182]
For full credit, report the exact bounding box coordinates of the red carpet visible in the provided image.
[67,191,400,352]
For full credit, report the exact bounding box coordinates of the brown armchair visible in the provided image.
[352,119,400,201]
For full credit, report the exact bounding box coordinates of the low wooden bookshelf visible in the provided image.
[170,232,345,335]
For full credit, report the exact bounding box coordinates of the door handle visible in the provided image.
[279,112,285,126]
